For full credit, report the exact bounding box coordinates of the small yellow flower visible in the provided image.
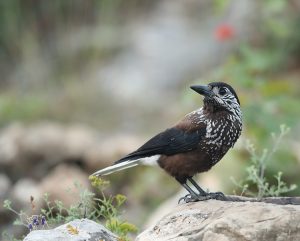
[66,224,79,235]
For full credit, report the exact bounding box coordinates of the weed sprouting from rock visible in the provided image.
[231,124,297,198]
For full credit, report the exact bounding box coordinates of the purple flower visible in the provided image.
[28,223,33,231]
[41,216,46,225]
[33,216,39,225]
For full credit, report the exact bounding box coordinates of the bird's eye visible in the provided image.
[219,87,227,96]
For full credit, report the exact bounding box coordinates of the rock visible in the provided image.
[0,122,142,178]
[19,123,98,168]
[0,173,12,221]
[136,198,300,241]
[0,123,97,179]
[0,123,24,166]
[84,134,142,172]
[11,178,42,211]
[39,164,90,207]
[63,124,98,160]
[0,173,11,199]
[23,219,118,241]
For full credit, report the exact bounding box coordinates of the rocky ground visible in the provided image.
[137,197,300,241]
[23,219,118,241]
[21,197,300,241]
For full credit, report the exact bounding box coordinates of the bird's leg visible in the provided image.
[176,177,209,203]
[188,177,227,201]
[178,183,205,204]
[187,177,207,196]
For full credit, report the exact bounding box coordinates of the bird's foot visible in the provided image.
[206,191,227,201]
[178,194,190,204]
[178,192,227,204]
[178,194,211,204]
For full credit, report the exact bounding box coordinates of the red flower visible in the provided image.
[214,24,235,41]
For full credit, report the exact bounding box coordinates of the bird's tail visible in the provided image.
[91,159,140,176]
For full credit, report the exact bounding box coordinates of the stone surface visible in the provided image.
[0,123,99,180]
[136,199,300,241]
[23,219,118,241]
[0,173,12,220]
[39,164,90,207]
[0,173,11,199]
[0,123,142,178]
[84,134,142,172]
[0,123,24,165]
[11,178,41,210]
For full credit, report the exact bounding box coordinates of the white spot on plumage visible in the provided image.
[141,155,160,166]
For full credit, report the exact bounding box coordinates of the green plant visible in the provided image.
[231,124,297,199]
[3,176,137,241]
[1,231,21,241]
[90,176,138,240]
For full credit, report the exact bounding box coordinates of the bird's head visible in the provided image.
[190,82,241,115]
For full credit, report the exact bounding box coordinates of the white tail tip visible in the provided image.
[91,160,140,176]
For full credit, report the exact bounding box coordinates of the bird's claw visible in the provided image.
[178,194,190,204]
[178,194,210,204]
[178,194,199,204]
[178,192,227,204]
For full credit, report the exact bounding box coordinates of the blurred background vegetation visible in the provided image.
[0,0,300,239]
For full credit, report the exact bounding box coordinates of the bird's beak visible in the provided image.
[190,85,214,97]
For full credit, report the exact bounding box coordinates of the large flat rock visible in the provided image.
[136,199,300,241]
[23,219,118,241]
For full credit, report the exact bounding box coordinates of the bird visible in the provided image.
[92,82,242,203]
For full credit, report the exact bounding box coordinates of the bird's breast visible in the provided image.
[204,117,241,147]
[200,116,241,163]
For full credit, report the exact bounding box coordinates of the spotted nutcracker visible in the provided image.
[92,82,242,203]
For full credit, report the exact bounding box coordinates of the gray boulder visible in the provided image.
[137,198,300,241]
[23,219,118,241]
[0,173,11,199]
